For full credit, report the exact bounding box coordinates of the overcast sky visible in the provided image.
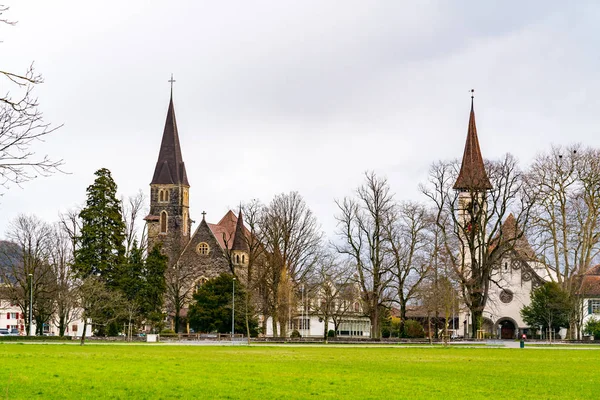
[1,0,599,240]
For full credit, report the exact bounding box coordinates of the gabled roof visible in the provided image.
[453,97,492,191]
[580,265,600,297]
[150,92,189,186]
[207,210,251,251]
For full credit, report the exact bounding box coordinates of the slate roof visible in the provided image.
[150,92,189,186]
[232,210,249,252]
[453,97,493,191]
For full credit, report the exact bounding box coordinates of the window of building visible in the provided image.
[165,190,170,202]
[159,190,164,202]
[242,255,245,263]
[72,325,78,333]
[195,277,208,293]
[590,300,600,314]
[236,254,240,264]
[160,211,168,233]
[183,211,188,235]
[10,312,18,319]
[197,242,210,255]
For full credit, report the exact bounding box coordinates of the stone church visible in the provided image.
[144,87,250,328]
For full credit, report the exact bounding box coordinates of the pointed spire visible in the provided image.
[151,77,189,186]
[232,209,249,251]
[453,91,492,191]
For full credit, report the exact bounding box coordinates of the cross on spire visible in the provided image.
[202,211,206,220]
[168,73,176,93]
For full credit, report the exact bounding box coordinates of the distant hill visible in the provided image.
[0,240,21,285]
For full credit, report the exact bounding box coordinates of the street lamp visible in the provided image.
[28,273,33,336]
[231,276,236,342]
[301,284,304,336]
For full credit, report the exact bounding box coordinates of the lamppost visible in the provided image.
[301,284,304,336]
[231,276,236,342]
[28,273,33,336]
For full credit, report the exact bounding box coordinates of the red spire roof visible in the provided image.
[453,97,492,191]
[151,92,189,186]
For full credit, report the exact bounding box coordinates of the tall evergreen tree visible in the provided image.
[141,244,168,331]
[74,168,126,285]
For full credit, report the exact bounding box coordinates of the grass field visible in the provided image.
[0,343,598,399]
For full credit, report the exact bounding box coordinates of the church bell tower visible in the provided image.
[453,91,492,262]
[145,76,191,259]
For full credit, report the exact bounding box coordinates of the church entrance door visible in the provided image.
[500,321,515,339]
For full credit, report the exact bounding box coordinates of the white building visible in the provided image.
[0,300,90,337]
[580,265,600,338]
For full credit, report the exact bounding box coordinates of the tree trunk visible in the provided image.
[80,319,87,346]
[58,315,66,337]
[174,303,181,333]
[271,315,279,337]
[245,290,251,345]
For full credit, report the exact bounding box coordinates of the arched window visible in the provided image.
[160,211,168,233]
[165,190,170,201]
[183,211,188,235]
[197,242,210,255]
[195,277,208,293]
[159,190,164,202]
[242,255,245,263]
[236,254,240,264]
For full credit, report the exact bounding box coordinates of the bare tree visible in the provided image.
[164,245,200,333]
[0,214,55,335]
[241,199,267,342]
[1,6,63,189]
[526,145,600,338]
[49,222,80,337]
[305,253,354,340]
[121,190,147,255]
[77,276,125,345]
[335,172,395,338]
[421,155,534,338]
[385,201,432,333]
[259,192,323,337]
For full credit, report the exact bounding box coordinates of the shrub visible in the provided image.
[381,327,391,338]
[403,320,425,338]
[290,329,301,338]
[159,329,178,337]
[584,317,600,340]
[327,330,335,338]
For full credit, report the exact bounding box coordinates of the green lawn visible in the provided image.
[0,343,598,399]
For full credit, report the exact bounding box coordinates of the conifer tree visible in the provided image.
[140,244,167,331]
[74,168,126,285]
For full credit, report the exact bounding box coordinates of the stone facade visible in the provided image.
[145,91,249,330]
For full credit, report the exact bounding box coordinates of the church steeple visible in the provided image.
[146,78,191,258]
[453,92,492,191]
[151,84,189,186]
